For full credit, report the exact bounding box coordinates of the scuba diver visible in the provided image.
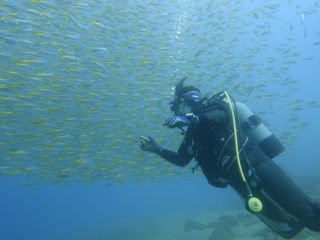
[139,78,320,239]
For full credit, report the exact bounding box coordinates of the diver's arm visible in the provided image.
[159,137,193,167]
[140,133,193,167]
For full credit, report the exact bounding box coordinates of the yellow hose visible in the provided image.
[223,91,246,182]
[223,91,263,213]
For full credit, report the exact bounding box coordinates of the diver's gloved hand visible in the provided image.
[163,116,191,128]
[140,136,163,155]
[163,114,199,129]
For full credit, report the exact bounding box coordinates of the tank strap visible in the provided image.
[220,137,249,175]
[242,114,262,130]
[217,132,235,164]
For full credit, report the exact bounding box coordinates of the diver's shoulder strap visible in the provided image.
[199,92,228,113]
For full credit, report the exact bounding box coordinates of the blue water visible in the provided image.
[0,176,240,240]
[0,0,320,239]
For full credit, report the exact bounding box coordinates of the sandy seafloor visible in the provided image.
[77,208,320,240]
[75,176,320,240]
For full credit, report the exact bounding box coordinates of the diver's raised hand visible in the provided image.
[140,136,163,155]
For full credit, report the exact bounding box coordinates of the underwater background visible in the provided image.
[0,0,320,239]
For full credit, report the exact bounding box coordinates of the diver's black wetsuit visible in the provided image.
[158,93,320,238]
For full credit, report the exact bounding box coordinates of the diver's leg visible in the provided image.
[227,173,304,239]
[249,149,320,232]
[228,169,305,239]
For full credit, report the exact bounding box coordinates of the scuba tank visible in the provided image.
[234,102,285,159]
[223,92,303,238]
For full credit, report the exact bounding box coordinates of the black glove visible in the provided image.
[140,136,163,155]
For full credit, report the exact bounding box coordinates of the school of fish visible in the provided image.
[0,0,319,187]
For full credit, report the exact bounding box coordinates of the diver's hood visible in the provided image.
[170,77,201,112]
